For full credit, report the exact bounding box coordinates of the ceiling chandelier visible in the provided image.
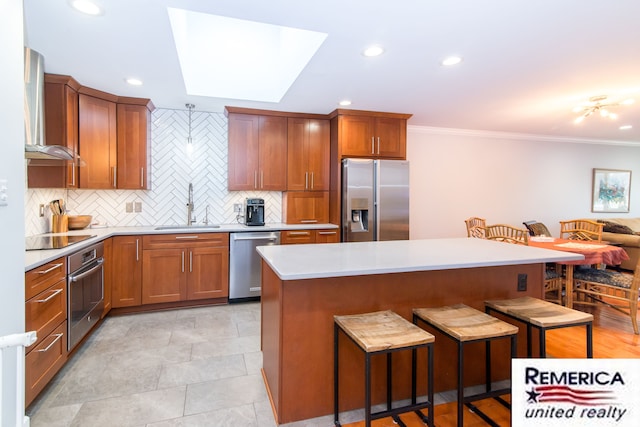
[573,95,634,124]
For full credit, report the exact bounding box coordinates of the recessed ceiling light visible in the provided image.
[363,46,384,57]
[441,56,462,66]
[168,8,327,102]
[620,125,633,130]
[70,0,102,16]
[339,100,352,106]
[126,78,143,86]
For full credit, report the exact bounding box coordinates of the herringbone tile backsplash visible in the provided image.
[25,109,282,236]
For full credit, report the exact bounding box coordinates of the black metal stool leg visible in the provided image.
[458,341,464,427]
[527,323,533,357]
[365,353,371,427]
[587,323,593,358]
[540,328,547,358]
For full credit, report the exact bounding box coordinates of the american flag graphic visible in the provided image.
[529,385,616,406]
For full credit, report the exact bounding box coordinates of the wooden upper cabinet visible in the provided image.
[79,93,117,189]
[287,118,329,191]
[117,100,152,189]
[332,110,411,159]
[27,75,80,189]
[227,111,287,191]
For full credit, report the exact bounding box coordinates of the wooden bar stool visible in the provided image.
[485,296,593,358]
[413,304,518,427]
[334,310,435,427]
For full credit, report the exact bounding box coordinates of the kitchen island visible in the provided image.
[257,238,583,424]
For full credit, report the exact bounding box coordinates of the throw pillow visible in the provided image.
[598,220,634,234]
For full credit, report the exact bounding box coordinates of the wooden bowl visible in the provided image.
[68,215,92,230]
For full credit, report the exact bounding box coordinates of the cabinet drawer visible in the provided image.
[25,321,67,406]
[315,229,340,243]
[25,257,66,300]
[143,233,229,249]
[281,230,315,245]
[25,280,67,354]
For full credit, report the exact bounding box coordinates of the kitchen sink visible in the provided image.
[155,225,221,230]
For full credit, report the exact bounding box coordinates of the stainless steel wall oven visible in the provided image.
[67,241,104,351]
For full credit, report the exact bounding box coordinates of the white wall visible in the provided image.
[0,0,26,425]
[408,126,640,239]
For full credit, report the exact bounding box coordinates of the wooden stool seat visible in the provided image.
[485,296,593,358]
[413,304,518,341]
[334,310,435,352]
[413,304,517,427]
[334,310,435,427]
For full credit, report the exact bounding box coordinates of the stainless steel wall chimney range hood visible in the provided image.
[24,47,75,161]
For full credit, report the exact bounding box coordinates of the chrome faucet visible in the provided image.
[186,183,196,225]
[202,204,210,225]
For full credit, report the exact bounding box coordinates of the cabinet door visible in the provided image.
[287,118,309,191]
[280,230,315,244]
[259,115,287,190]
[111,236,142,308]
[315,229,340,243]
[339,115,374,157]
[307,119,330,190]
[79,94,117,188]
[117,103,149,189]
[25,321,67,406]
[375,117,406,159]
[228,114,260,190]
[187,246,229,300]
[142,248,187,304]
[282,191,329,224]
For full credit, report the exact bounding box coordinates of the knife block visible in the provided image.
[52,214,69,233]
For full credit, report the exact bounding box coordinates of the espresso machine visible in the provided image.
[245,198,265,226]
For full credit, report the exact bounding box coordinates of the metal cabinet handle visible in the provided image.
[37,263,63,275]
[175,235,199,239]
[113,166,117,188]
[260,170,264,189]
[371,137,375,154]
[377,137,380,154]
[189,251,193,272]
[140,168,144,188]
[35,288,63,303]
[37,333,63,353]
[300,219,318,223]
[136,238,139,261]
[181,251,185,273]
[311,172,314,189]
[254,170,258,189]
[318,231,337,235]
[305,172,308,190]
[287,231,311,236]
[71,163,76,186]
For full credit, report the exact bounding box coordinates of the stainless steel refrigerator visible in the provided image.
[342,158,409,242]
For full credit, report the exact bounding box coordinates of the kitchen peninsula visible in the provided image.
[257,238,583,424]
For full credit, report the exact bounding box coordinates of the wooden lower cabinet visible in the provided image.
[281,228,339,245]
[110,235,142,308]
[25,257,68,406]
[142,233,229,304]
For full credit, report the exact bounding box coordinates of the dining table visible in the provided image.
[528,237,629,308]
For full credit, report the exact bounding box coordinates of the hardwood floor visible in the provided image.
[343,304,639,427]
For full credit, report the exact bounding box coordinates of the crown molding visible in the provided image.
[407,125,640,147]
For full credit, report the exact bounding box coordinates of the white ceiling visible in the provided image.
[24,0,640,143]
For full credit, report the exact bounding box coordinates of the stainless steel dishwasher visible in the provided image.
[229,231,280,302]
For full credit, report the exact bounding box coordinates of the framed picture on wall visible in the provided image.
[591,168,631,213]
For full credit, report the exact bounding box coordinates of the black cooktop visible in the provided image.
[26,234,96,251]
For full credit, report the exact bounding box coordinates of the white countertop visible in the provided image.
[257,237,585,280]
[25,223,338,271]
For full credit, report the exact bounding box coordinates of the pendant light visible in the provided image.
[186,103,195,153]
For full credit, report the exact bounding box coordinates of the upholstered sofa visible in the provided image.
[598,218,640,271]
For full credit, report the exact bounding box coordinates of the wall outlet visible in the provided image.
[517,273,527,291]
[126,202,133,213]
[39,204,45,217]
[134,201,142,212]
[233,203,243,213]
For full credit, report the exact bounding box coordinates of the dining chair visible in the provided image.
[464,217,486,238]
[522,220,552,237]
[485,224,529,245]
[559,219,603,242]
[572,258,640,334]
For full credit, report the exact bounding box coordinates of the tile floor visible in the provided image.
[27,302,464,427]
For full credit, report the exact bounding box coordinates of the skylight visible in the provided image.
[167,8,327,103]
